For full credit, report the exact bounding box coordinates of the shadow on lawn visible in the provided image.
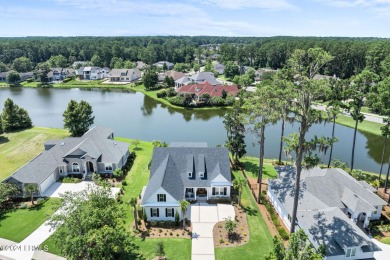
[0,135,10,144]
[243,161,275,179]
[242,205,258,217]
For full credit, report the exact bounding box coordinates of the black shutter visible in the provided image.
[212,187,215,195]
[224,187,227,196]
[150,208,153,217]
[163,194,166,202]
[157,208,159,217]
[165,208,168,217]
[157,194,159,202]
[172,208,174,216]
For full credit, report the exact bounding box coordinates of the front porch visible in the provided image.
[185,186,230,201]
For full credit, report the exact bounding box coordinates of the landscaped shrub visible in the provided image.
[20,203,27,209]
[210,96,225,106]
[175,211,180,226]
[224,96,235,106]
[150,221,158,227]
[36,198,45,205]
[61,177,82,183]
[121,180,127,186]
[157,89,167,98]
[168,96,185,106]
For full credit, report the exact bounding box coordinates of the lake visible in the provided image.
[0,87,388,174]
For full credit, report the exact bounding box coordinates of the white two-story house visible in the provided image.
[141,143,232,221]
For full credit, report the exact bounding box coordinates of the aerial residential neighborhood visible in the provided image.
[1,1,390,260]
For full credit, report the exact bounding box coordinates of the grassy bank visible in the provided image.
[335,114,383,136]
[20,79,132,89]
[0,127,69,181]
[132,85,232,111]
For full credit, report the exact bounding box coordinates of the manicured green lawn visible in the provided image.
[379,237,390,245]
[0,127,69,181]
[0,198,60,242]
[335,114,383,136]
[240,156,278,180]
[215,170,274,259]
[133,238,191,260]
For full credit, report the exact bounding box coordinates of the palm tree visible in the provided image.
[233,177,246,207]
[129,197,138,230]
[348,70,379,172]
[179,200,190,230]
[25,184,37,205]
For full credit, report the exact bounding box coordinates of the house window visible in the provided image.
[351,248,356,257]
[188,172,192,178]
[199,172,204,178]
[212,187,226,196]
[72,163,80,173]
[346,248,351,257]
[105,164,113,171]
[166,208,174,217]
[288,214,292,222]
[157,194,166,202]
[151,208,159,217]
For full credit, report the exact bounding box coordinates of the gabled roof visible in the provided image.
[141,145,231,204]
[268,167,385,257]
[189,72,221,85]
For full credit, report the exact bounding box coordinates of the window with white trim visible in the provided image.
[199,172,204,178]
[188,172,192,178]
[157,194,166,202]
[151,208,158,217]
[213,187,225,196]
[72,163,80,173]
[105,164,113,171]
[351,248,356,257]
[166,208,174,217]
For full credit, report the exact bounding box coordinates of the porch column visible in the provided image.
[363,213,371,228]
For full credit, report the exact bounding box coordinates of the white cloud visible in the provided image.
[319,0,390,10]
[200,0,295,10]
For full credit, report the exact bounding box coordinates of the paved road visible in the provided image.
[191,203,235,260]
[312,104,385,124]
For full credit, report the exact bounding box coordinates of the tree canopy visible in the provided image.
[63,100,94,137]
[48,186,140,260]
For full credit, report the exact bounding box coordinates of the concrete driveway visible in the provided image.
[372,238,390,260]
[43,181,120,198]
[191,203,235,260]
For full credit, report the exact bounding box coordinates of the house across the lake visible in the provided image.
[154,61,174,70]
[175,72,222,89]
[108,68,141,82]
[176,82,239,100]
[3,127,130,196]
[141,143,232,221]
[268,167,385,260]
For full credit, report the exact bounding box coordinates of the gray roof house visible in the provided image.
[108,68,141,82]
[154,61,174,70]
[174,72,222,89]
[214,63,225,74]
[3,126,130,196]
[141,143,232,221]
[268,167,385,259]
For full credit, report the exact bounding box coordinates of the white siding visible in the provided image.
[267,188,291,231]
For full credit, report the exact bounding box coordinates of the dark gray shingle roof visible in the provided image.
[142,146,231,203]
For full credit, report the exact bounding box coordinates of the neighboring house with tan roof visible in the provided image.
[140,143,232,221]
[176,82,239,100]
[108,68,141,82]
[2,127,130,196]
[154,61,174,70]
[268,167,386,259]
[158,70,186,82]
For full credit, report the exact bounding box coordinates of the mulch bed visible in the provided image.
[213,205,249,248]
[135,221,192,239]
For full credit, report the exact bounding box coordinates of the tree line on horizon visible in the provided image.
[0,36,390,80]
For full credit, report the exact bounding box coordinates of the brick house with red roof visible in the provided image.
[176,82,239,101]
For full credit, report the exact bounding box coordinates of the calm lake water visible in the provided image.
[0,87,388,173]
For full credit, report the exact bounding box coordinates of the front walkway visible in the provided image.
[43,181,120,198]
[191,203,235,260]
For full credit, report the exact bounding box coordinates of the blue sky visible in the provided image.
[1,0,390,37]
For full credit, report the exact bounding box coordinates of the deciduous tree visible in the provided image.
[6,71,20,85]
[63,100,94,137]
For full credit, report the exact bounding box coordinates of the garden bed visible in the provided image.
[214,205,249,248]
[135,220,192,239]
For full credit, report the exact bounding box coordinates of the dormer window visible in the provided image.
[199,172,204,179]
[157,194,166,202]
[188,172,192,178]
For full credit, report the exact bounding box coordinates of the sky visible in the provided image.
[1,0,390,37]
